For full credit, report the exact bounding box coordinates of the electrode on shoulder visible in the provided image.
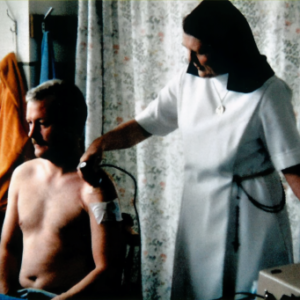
[78,161,104,186]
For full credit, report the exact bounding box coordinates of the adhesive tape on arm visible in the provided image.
[89,199,123,224]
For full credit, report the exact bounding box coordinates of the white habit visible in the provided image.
[136,69,300,300]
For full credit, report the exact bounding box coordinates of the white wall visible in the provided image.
[0,1,30,86]
[0,1,30,62]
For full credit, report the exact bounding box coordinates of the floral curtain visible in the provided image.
[75,1,300,299]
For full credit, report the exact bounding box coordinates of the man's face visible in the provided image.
[182,33,227,78]
[26,98,61,159]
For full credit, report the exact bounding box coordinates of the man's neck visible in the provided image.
[46,147,82,174]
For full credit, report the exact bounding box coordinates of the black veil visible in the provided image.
[184,0,274,93]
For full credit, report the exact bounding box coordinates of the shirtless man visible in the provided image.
[0,80,124,300]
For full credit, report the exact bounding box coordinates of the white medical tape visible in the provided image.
[89,199,123,224]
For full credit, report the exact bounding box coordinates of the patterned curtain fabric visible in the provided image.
[75,1,300,299]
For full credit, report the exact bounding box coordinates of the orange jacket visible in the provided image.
[0,52,33,211]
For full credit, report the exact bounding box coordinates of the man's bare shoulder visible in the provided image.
[80,169,118,207]
[11,158,44,183]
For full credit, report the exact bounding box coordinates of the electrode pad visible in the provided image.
[89,199,122,224]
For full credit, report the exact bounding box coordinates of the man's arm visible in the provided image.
[282,164,300,200]
[79,120,151,184]
[53,173,124,300]
[0,170,23,294]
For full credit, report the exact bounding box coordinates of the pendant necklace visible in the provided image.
[212,80,228,115]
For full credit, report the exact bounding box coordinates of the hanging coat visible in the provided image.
[0,52,33,211]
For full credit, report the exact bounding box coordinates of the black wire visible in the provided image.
[233,175,285,213]
[98,163,140,237]
[99,163,142,292]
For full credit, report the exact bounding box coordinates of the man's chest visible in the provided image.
[17,180,87,233]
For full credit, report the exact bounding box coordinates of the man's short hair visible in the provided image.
[26,80,87,138]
